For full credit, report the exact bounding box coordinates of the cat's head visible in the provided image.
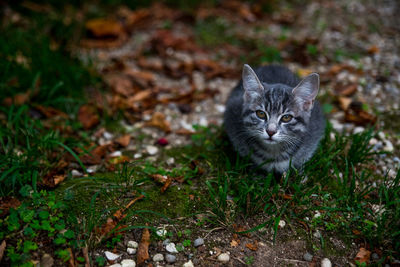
[241,64,320,145]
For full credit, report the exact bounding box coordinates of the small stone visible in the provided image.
[369,138,378,145]
[371,253,380,260]
[217,253,230,263]
[378,132,385,140]
[163,239,171,246]
[353,126,364,134]
[314,210,321,218]
[40,253,54,267]
[133,153,142,159]
[121,259,136,267]
[321,258,332,267]
[110,151,122,157]
[166,243,178,253]
[157,138,169,146]
[167,157,175,165]
[153,253,164,262]
[71,169,82,177]
[165,254,176,263]
[109,264,122,267]
[183,260,194,267]
[146,145,159,155]
[87,165,100,174]
[313,230,321,239]
[127,248,136,255]
[105,251,120,261]
[127,241,139,248]
[156,228,167,237]
[194,238,204,247]
[303,252,313,262]
[103,131,114,140]
[389,169,397,178]
[384,140,394,152]
[278,220,286,228]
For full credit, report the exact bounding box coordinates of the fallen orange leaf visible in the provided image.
[115,135,131,147]
[85,18,124,38]
[245,241,258,251]
[78,105,100,130]
[355,247,371,264]
[144,111,171,133]
[137,228,150,265]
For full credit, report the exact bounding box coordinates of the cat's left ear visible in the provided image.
[292,73,319,111]
[242,64,263,102]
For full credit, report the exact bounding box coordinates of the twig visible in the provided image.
[82,247,90,267]
[204,227,225,239]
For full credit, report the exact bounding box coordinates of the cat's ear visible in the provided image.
[292,73,319,111]
[242,64,263,102]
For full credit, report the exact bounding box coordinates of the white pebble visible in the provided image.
[105,251,120,261]
[218,253,230,263]
[378,132,385,140]
[156,228,167,237]
[278,220,286,228]
[103,131,114,140]
[71,169,82,177]
[314,210,321,218]
[384,140,394,152]
[110,151,122,157]
[321,258,332,267]
[369,138,378,145]
[133,153,142,159]
[153,253,164,262]
[166,243,178,253]
[199,116,208,127]
[87,165,100,174]
[313,230,321,239]
[183,260,194,267]
[127,241,138,249]
[353,126,364,134]
[121,259,136,267]
[146,145,159,155]
[127,248,136,255]
[389,169,397,178]
[167,157,175,165]
[109,264,122,267]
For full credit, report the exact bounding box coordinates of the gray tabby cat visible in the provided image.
[224,64,325,174]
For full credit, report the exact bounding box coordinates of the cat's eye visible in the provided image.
[281,114,293,122]
[256,110,267,119]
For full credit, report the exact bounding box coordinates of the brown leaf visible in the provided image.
[0,197,21,218]
[245,241,259,251]
[78,105,99,130]
[144,112,171,133]
[338,96,352,111]
[150,174,168,184]
[34,105,69,119]
[189,160,205,175]
[80,36,128,49]
[106,74,136,97]
[160,177,173,193]
[53,175,67,186]
[230,239,239,247]
[175,128,195,135]
[115,135,131,147]
[128,90,152,103]
[0,240,6,263]
[85,18,124,38]
[124,69,155,88]
[355,248,371,264]
[108,155,130,165]
[337,84,358,96]
[233,224,251,237]
[367,45,379,54]
[137,228,151,265]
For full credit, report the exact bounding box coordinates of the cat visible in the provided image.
[224,64,325,174]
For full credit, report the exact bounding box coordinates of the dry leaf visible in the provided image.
[128,90,152,103]
[160,177,173,193]
[34,105,68,119]
[355,247,371,264]
[245,241,259,251]
[115,135,131,147]
[53,175,66,186]
[230,239,239,247]
[367,45,379,54]
[124,69,154,88]
[85,18,124,38]
[106,74,136,97]
[137,228,150,265]
[78,105,99,130]
[144,112,171,133]
[150,174,168,184]
[298,68,313,78]
[0,240,6,263]
[338,96,352,111]
[0,197,22,218]
[337,84,358,96]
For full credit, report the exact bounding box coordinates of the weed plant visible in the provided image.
[189,124,399,256]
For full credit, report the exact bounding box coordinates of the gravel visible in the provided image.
[127,248,137,255]
[182,260,194,267]
[165,242,178,253]
[127,241,138,248]
[193,238,204,247]
[217,253,230,263]
[105,251,120,261]
[303,252,313,262]
[321,258,332,267]
[121,259,136,267]
[153,253,164,262]
[165,254,176,263]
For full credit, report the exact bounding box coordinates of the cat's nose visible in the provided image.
[267,129,277,137]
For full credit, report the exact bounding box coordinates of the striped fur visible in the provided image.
[224,65,325,174]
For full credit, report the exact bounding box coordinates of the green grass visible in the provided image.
[173,124,400,257]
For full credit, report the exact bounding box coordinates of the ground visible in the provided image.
[0,0,399,267]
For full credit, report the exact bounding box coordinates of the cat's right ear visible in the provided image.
[242,64,263,102]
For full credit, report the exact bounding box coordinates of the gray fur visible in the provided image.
[224,65,325,174]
